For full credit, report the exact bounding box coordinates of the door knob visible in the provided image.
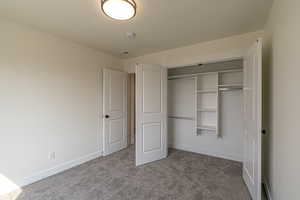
[261,129,266,135]
[105,115,110,119]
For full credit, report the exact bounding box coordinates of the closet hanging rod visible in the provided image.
[219,87,243,91]
[168,69,242,80]
[168,116,195,120]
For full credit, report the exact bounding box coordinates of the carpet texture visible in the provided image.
[2,146,251,200]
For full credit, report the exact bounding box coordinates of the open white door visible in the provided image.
[243,39,262,200]
[135,64,167,166]
[103,69,127,156]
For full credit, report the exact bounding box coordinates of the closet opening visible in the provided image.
[113,40,261,199]
[167,59,244,162]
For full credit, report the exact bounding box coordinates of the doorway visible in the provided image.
[127,73,136,146]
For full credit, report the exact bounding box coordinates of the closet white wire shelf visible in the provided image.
[218,84,243,92]
[168,69,243,80]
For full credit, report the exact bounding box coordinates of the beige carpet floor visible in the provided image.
[2,146,251,200]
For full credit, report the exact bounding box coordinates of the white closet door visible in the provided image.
[243,39,262,200]
[135,64,167,166]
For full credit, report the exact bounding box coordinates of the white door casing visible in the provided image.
[135,64,167,166]
[103,69,127,156]
[243,39,262,200]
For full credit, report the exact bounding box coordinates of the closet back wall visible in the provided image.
[168,61,243,162]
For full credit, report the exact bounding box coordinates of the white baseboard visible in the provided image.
[21,151,102,187]
[263,178,273,200]
[169,145,242,162]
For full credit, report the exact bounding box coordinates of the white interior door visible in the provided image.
[103,69,127,156]
[243,39,262,200]
[135,64,167,166]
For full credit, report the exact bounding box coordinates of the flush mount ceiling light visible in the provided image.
[101,0,136,20]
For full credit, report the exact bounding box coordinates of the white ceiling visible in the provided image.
[0,0,273,58]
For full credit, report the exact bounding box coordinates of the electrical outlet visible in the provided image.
[49,152,56,160]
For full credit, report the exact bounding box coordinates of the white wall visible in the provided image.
[263,0,300,199]
[0,19,122,194]
[123,31,264,72]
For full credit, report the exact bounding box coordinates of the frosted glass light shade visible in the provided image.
[102,0,136,20]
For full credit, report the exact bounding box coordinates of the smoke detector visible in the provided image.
[126,32,136,40]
